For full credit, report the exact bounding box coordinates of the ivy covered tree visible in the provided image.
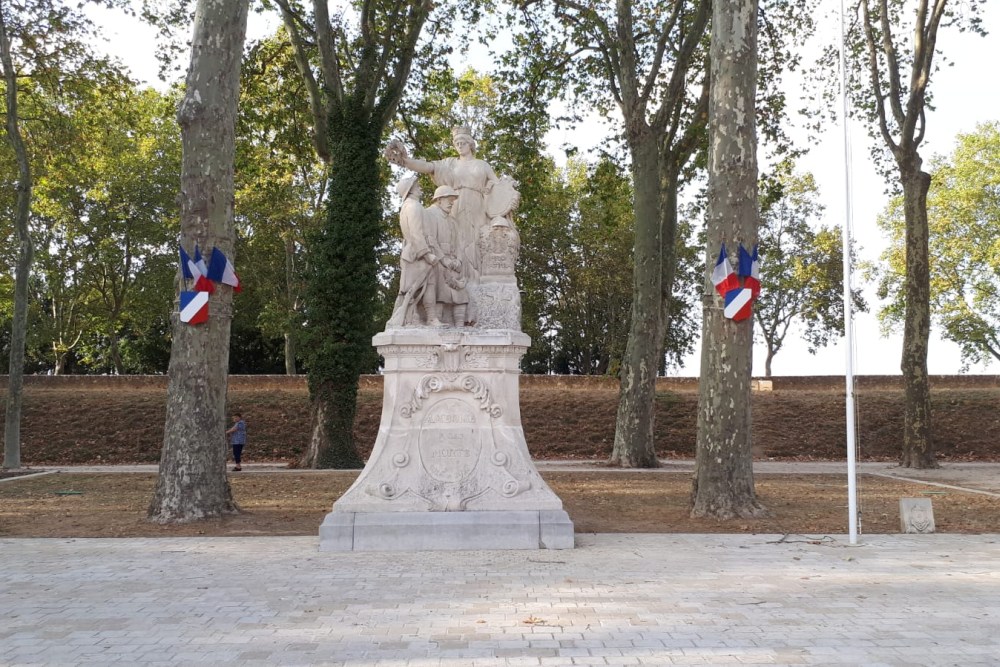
[1,0,129,468]
[877,122,1000,370]
[271,0,471,468]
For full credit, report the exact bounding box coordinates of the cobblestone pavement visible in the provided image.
[2,533,998,666]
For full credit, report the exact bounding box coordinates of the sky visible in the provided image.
[88,2,1000,377]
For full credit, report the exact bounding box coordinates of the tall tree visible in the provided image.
[1,0,120,466]
[755,169,867,376]
[836,0,986,468]
[511,0,712,467]
[691,0,767,519]
[0,0,32,469]
[272,0,447,468]
[148,0,249,523]
[876,122,1000,370]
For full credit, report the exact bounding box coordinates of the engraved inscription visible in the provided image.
[419,398,481,483]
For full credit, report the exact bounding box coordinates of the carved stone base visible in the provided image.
[319,327,574,551]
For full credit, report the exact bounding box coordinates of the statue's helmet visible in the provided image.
[432,185,459,201]
[396,175,419,198]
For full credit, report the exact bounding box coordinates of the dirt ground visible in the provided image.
[1,471,997,538]
[2,379,998,538]
[3,380,1000,465]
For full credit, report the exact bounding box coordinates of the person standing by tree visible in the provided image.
[226,413,247,472]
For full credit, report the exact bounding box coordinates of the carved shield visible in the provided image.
[418,398,481,483]
[485,176,520,219]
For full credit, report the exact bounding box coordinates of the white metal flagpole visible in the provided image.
[839,0,860,545]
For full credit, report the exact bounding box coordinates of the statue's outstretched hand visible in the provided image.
[384,139,409,166]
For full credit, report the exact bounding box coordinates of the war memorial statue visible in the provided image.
[319,128,574,551]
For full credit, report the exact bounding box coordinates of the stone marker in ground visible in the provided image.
[320,152,574,551]
[900,497,936,533]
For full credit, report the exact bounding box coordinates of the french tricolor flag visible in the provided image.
[207,247,241,292]
[739,243,760,299]
[179,290,209,325]
[739,244,761,299]
[712,244,740,297]
[724,287,754,322]
[179,244,214,293]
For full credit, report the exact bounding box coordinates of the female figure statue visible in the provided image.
[385,126,499,278]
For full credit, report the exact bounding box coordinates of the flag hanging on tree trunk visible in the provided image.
[207,247,241,292]
[712,244,740,296]
[179,290,209,324]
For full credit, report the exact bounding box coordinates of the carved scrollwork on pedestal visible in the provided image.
[399,375,444,418]
[414,351,440,369]
[401,374,503,418]
[461,375,503,417]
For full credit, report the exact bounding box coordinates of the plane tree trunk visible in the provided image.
[1,7,33,471]
[148,0,250,522]
[691,0,768,519]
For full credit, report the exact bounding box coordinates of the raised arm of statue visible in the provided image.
[384,139,434,175]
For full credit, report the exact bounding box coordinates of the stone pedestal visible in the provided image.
[319,328,574,551]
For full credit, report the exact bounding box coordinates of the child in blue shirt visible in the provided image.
[226,413,247,471]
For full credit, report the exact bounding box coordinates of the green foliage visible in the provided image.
[876,122,1000,369]
[521,159,634,374]
[234,30,328,374]
[755,167,867,375]
[0,0,180,374]
[21,76,179,373]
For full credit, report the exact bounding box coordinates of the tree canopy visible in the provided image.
[877,122,1000,370]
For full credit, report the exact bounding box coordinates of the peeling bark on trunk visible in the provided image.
[610,136,662,468]
[1,8,33,471]
[148,0,250,523]
[899,159,936,468]
[692,0,767,519]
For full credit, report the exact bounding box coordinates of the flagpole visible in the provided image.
[839,0,860,545]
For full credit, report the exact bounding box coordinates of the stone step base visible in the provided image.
[319,509,574,551]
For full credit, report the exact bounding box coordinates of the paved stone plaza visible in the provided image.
[1,532,998,665]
